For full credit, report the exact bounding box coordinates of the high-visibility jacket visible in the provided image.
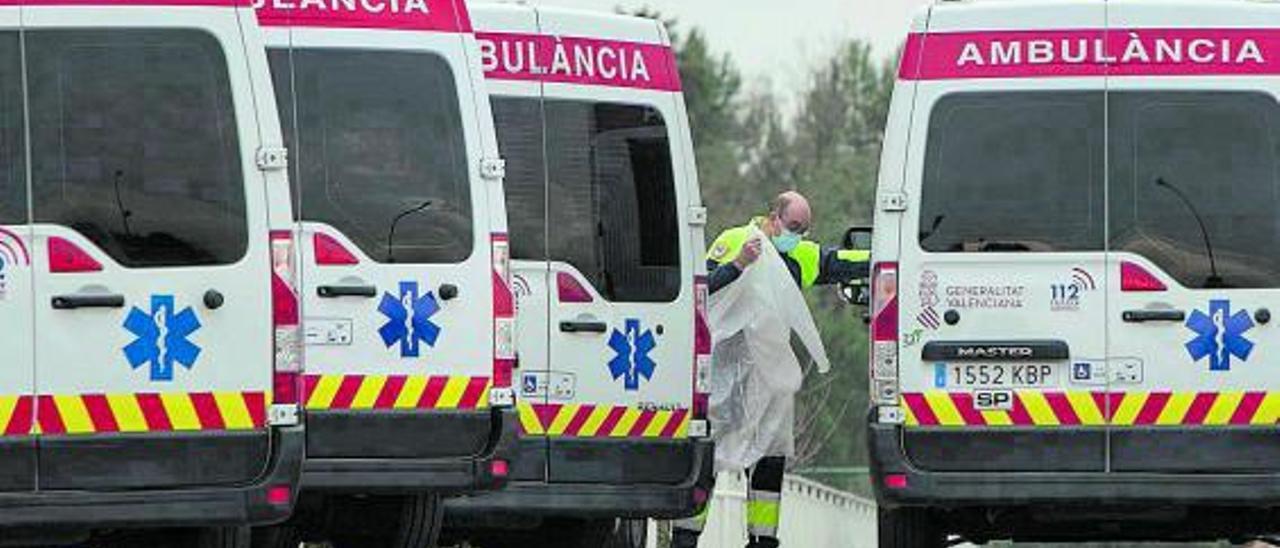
[705,219,870,294]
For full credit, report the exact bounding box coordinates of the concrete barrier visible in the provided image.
[667,472,878,548]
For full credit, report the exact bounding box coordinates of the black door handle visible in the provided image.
[317,285,377,298]
[1123,309,1186,323]
[560,321,608,334]
[52,294,125,310]
[438,284,459,301]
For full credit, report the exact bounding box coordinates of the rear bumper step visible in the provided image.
[445,438,714,519]
[871,423,1280,507]
[301,407,519,494]
[0,426,303,529]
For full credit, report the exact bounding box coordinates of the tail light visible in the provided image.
[270,230,301,425]
[691,275,711,433]
[870,262,900,408]
[490,234,515,407]
[1121,261,1167,292]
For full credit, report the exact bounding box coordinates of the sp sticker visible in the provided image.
[1185,299,1254,371]
[378,281,442,358]
[974,390,1014,411]
[123,295,202,381]
[608,319,658,391]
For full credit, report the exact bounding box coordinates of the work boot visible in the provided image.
[672,528,701,548]
[747,535,780,548]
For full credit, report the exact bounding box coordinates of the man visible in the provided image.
[674,191,869,548]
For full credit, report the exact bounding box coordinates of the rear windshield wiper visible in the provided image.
[1155,177,1225,288]
[385,200,432,264]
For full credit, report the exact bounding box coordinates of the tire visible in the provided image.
[604,518,648,548]
[878,507,945,548]
[328,493,443,548]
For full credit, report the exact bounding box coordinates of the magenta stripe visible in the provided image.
[476,32,682,92]
[901,28,1280,81]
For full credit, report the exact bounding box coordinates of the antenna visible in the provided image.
[1155,177,1223,288]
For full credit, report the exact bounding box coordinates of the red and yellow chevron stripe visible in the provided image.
[903,391,1280,428]
[303,374,492,411]
[0,396,33,436]
[517,401,690,439]
[25,391,267,435]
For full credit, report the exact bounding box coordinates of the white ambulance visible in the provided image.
[0,1,301,546]
[871,0,1280,545]
[442,6,715,547]
[251,2,518,547]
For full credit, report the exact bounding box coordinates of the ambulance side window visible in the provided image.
[28,30,245,267]
[283,49,472,264]
[0,33,22,226]
[919,92,1105,253]
[1110,91,1280,289]
[491,97,548,261]
[544,100,680,303]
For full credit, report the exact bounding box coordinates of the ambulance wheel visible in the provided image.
[878,507,945,548]
[604,518,649,548]
[327,493,443,548]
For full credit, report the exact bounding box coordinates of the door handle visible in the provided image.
[52,294,125,310]
[1122,309,1186,323]
[317,285,377,298]
[559,321,608,334]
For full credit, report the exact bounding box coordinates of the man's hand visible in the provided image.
[735,237,762,269]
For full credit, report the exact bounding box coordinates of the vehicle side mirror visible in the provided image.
[839,225,873,307]
[843,226,873,252]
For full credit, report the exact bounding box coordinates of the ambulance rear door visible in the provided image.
[534,10,694,484]
[29,2,277,489]
[1103,1,1280,473]
[894,1,1110,473]
[260,1,506,461]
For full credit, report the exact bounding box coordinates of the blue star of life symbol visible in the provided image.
[1185,299,1255,372]
[378,281,441,358]
[608,318,657,391]
[123,295,202,381]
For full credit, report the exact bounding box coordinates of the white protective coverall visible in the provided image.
[707,226,831,471]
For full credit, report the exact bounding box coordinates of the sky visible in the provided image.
[527,0,931,94]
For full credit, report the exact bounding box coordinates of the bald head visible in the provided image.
[767,190,812,237]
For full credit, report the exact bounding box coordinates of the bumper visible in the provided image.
[0,426,303,529]
[301,407,518,494]
[870,422,1280,508]
[446,437,714,520]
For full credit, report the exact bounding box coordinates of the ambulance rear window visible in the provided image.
[29,30,244,267]
[919,92,1105,253]
[546,100,680,302]
[492,97,681,302]
[271,49,472,264]
[1110,91,1280,289]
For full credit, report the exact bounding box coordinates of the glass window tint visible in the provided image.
[28,30,245,267]
[0,33,23,226]
[1110,92,1280,289]
[919,92,1105,253]
[544,100,680,303]
[491,97,547,261]
[282,49,472,264]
